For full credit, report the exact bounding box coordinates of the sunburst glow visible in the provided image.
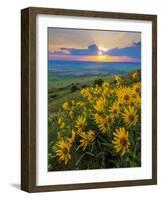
[98,51,103,56]
[99,47,107,52]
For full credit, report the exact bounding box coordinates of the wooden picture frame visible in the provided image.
[21,7,157,192]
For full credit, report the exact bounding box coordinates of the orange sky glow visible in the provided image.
[48,54,140,63]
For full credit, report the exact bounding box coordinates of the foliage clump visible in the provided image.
[48,71,141,171]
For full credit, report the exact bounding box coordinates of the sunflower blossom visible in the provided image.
[132,82,141,97]
[76,101,85,107]
[81,88,90,98]
[55,139,71,165]
[79,130,95,150]
[102,81,109,88]
[58,117,65,129]
[109,102,120,117]
[93,85,102,95]
[62,101,70,110]
[75,116,86,129]
[93,113,104,124]
[132,71,138,79]
[116,86,132,105]
[114,75,122,85]
[93,96,106,113]
[112,127,130,156]
[122,106,138,127]
[67,130,76,144]
[97,115,114,134]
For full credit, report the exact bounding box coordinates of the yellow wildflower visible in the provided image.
[106,114,115,125]
[81,88,90,98]
[93,85,102,95]
[93,113,104,124]
[132,82,141,97]
[58,117,65,129]
[116,86,132,104]
[55,139,71,165]
[62,101,70,110]
[114,75,121,85]
[109,102,120,117]
[76,101,85,107]
[69,110,73,118]
[60,122,65,129]
[122,106,138,127]
[79,130,95,150]
[97,115,113,134]
[87,95,95,103]
[75,116,86,129]
[102,81,109,88]
[129,96,141,108]
[132,71,138,79]
[93,96,106,112]
[112,127,130,156]
[58,117,62,125]
[102,87,110,96]
[68,130,76,144]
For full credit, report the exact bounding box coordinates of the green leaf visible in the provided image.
[75,153,86,166]
[96,152,104,158]
[85,152,95,157]
[102,142,113,149]
[98,135,108,143]
[91,142,95,152]
[76,145,81,151]
[75,151,95,166]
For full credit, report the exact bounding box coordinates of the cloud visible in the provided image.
[49,42,141,60]
[106,42,141,59]
[133,41,141,46]
[49,49,70,55]
[53,44,99,56]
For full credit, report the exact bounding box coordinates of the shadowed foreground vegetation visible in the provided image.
[48,70,141,171]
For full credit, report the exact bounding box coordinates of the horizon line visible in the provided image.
[48,59,141,64]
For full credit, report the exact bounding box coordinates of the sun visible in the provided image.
[99,47,107,52]
[97,50,107,61]
[98,51,103,56]
[90,50,111,62]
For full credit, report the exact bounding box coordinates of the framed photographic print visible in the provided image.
[21,7,157,192]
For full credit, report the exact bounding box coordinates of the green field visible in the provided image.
[48,75,114,113]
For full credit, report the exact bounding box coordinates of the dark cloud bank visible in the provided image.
[51,42,141,59]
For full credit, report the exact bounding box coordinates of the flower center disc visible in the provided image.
[108,118,112,123]
[120,138,127,147]
[124,94,129,101]
[136,88,140,93]
[104,121,109,128]
[62,147,68,154]
[113,109,117,114]
[129,114,134,121]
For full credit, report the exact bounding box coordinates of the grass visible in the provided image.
[48,75,114,113]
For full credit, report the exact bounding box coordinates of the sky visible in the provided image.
[48,28,141,63]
